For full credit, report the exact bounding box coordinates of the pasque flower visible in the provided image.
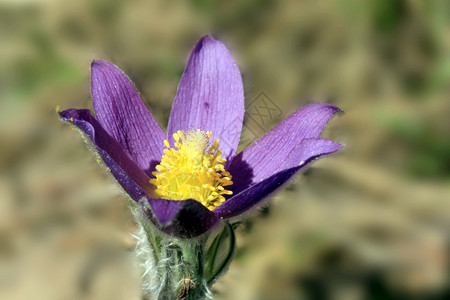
[58,35,342,239]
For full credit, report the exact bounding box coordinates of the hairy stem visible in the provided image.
[132,205,235,300]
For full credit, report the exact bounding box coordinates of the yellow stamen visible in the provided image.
[150,129,233,210]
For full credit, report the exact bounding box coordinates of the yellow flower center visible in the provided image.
[150,129,233,210]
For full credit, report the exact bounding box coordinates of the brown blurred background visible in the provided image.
[0,0,449,299]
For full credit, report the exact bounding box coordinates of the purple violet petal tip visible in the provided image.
[91,60,166,175]
[167,35,244,163]
[58,108,154,201]
[214,138,343,219]
[229,103,341,193]
[279,138,343,171]
[142,198,220,238]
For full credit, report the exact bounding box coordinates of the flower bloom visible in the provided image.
[58,36,342,238]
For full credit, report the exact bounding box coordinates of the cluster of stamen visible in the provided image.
[150,130,233,210]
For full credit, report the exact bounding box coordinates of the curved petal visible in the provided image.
[58,109,155,200]
[279,138,343,171]
[60,109,219,238]
[214,138,343,219]
[141,198,220,238]
[91,60,166,175]
[167,36,244,162]
[229,103,341,193]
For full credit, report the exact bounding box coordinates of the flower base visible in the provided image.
[132,203,236,300]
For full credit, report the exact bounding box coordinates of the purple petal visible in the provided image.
[229,103,341,193]
[60,109,219,238]
[58,109,155,200]
[142,198,220,238]
[91,60,166,175]
[167,36,244,162]
[279,138,343,171]
[214,138,343,219]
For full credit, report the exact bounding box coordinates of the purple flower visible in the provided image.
[59,36,342,238]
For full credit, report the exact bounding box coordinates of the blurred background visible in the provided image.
[0,0,449,299]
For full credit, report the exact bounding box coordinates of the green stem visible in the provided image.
[133,208,236,300]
